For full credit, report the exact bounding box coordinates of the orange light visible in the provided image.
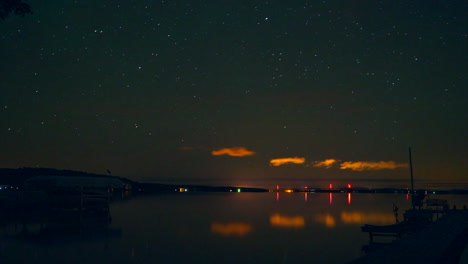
[270,157,306,166]
[313,159,338,168]
[284,189,294,193]
[211,222,253,236]
[347,193,352,204]
[211,147,255,157]
[339,161,408,171]
[270,214,305,228]
[340,212,395,224]
[315,214,336,228]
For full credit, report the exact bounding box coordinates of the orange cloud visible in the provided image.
[339,161,408,171]
[270,157,305,166]
[270,214,305,228]
[314,213,336,228]
[211,147,255,157]
[211,222,253,236]
[340,212,396,225]
[313,159,338,168]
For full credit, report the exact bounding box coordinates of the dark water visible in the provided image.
[1,193,467,264]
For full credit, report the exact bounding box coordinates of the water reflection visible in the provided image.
[314,213,336,228]
[0,210,121,242]
[211,222,253,236]
[2,192,433,264]
[270,214,305,228]
[275,191,353,205]
[340,211,395,225]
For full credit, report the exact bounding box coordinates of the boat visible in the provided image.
[358,148,439,250]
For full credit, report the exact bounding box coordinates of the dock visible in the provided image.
[349,209,468,264]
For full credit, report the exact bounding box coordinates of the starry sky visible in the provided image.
[1,0,466,188]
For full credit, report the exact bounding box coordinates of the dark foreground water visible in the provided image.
[1,192,467,264]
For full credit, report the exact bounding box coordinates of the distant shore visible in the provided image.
[0,167,466,195]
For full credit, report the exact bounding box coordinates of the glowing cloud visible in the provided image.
[211,147,255,157]
[313,159,338,168]
[211,222,253,236]
[270,157,306,167]
[270,214,305,228]
[339,161,408,171]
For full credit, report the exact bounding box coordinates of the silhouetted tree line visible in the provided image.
[0,0,32,20]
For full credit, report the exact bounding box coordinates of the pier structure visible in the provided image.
[349,209,468,264]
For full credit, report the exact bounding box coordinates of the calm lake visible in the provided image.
[1,192,467,264]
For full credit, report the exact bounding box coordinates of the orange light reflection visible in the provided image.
[211,222,253,236]
[270,214,305,228]
[340,212,395,225]
[315,214,336,228]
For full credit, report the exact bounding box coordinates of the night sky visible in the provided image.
[1,1,466,187]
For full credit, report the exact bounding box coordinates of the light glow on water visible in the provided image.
[315,213,336,228]
[3,192,466,264]
[211,222,253,236]
[340,212,396,224]
[270,213,305,228]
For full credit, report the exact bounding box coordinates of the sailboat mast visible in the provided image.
[409,147,414,193]
[409,147,415,209]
